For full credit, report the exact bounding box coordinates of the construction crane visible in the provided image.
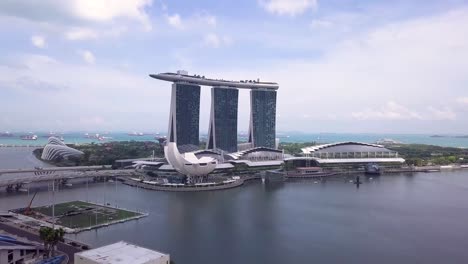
[24,191,38,215]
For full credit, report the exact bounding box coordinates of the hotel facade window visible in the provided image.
[207,87,239,153]
[168,83,201,147]
[249,90,277,149]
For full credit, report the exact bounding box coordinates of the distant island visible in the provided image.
[430,135,468,138]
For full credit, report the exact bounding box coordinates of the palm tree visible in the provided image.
[39,227,65,258]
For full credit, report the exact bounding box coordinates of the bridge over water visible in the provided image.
[0,166,137,189]
[0,145,43,148]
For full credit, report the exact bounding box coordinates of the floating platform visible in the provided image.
[12,200,147,233]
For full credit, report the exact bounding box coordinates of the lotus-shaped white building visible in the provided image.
[164,142,217,183]
[41,137,84,161]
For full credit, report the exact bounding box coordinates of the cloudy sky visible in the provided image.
[1,0,468,134]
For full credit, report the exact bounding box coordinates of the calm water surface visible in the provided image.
[3,132,468,147]
[1,149,468,263]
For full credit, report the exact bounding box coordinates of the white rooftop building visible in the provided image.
[41,136,84,161]
[164,142,217,183]
[75,241,170,264]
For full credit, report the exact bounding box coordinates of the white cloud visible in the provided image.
[204,33,220,48]
[196,13,216,27]
[310,19,332,29]
[259,0,317,16]
[166,13,183,29]
[428,106,456,121]
[31,35,46,48]
[72,0,151,26]
[78,50,96,64]
[209,7,468,132]
[0,0,153,35]
[456,97,468,104]
[0,53,167,131]
[350,104,456,122]
[165,12,217,30]
[203,33,232,48]
[351,101,423,121]
[79,116,105,126]
[65,26,128,40]
[65,27,98,40]
[2,0,153,25]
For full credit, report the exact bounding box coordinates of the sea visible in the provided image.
[1,132,468,147]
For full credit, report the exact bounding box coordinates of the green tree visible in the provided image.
[39,227,65,258]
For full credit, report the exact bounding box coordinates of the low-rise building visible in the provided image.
[75,241,170,264]
[285,142,405,170]
[0,233,43,264]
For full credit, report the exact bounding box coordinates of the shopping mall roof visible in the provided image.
[229,160,284,167]
[228,147,282,160]
[301,142,391,154]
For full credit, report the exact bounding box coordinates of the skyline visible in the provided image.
[1,0,468,133]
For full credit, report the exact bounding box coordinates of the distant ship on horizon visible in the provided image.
[84,133,111,141]
[128,132,145,136]
[20,134,38,140]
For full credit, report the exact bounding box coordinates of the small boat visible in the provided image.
[365,163,381,175]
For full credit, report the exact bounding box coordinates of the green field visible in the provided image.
[31,201,142,229]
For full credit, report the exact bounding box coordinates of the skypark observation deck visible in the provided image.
[149,72,279,90]
[150,70,279,152]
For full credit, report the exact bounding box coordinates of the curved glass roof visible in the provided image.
[302,142,394,154]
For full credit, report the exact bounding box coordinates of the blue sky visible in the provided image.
[1,0,468,133]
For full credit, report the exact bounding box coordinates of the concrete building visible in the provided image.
[167,82,201,150]
[207,87,239,153]
[41,137,84,161]
[0,233,43,264]
[249,89,277,149]
[164,142,217,183]
[75,241,170,264]
[284,142,405,170]
[150,71,279,152]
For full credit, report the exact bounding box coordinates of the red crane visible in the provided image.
[24,191,38,215]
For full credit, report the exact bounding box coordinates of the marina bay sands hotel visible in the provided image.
[150,70,279,153]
